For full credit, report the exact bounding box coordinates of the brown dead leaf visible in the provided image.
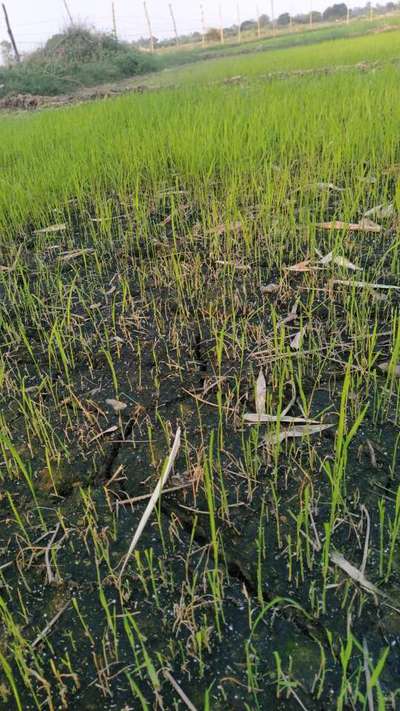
[356,218,382,232]
[364,204,394,220]
[290,326,307,350]
[265,423,332,445]
[315,182,344,192]
[89,425,119,443]
[106,398,127,413]
[286,259,313,272]
[333,256,361,271]
[255,369,266,416]
[378,362,400,377]
[58,248,94,262]
[330,551,382,597]
[34,223,67,235]
[331,279,400,291]
[277,301,299,328]
[261,283,280,294]
[319,252,361,271]
[244,413,319,424]
[317,219,381,233]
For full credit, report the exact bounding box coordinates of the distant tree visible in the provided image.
[240,19,258,31]
[258,13,270,25]
[323,3,348,19]
[310,10,323,21]
[277,12,291,25]
[293,13,309,23]
[205,27,220,41]
[224,26,237,37]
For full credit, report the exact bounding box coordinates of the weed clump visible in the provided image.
[0,26,157,97]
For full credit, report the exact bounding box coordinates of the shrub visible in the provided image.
[0,26,157,97]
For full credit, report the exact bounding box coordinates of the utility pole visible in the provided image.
[270,0,275,35]
[1,3,20,63]
[200,4,206,47]
[219,4,224,44]
[346,5,350,23]
[169,3,179,46]
[112,1,117,38]
[237,5,241,42]
[62,0,74,25]
[256,5,261,38]
[369,2,373,21]
[143,1,154,53]
[310,0,313,27]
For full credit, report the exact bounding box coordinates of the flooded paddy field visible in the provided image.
[1,31,400,709]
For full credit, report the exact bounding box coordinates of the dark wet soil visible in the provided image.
[1,198,400,709]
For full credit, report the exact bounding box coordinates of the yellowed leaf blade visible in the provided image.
[244,413,319,424]
[34,223,66,235]
[261,283,280,294]
[286,259,313,272]
[317,220,381,233]
[364,204,394,220]
[265,423,332,446]
[106,398,127,413]
[378,362,400,377]
[333,256,361,271]
[119,428,181,579]
[89,425,118,443]
[290,326,307,350]
[320,252,360,270]
[357,217,382,232]
[330,551,381,596]
[331,279,400,291]
[316,182,344,192]
[58,248,94,261]
[320,251,333,265]
[255,369,266,416]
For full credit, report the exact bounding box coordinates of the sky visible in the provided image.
[2,0,346,52]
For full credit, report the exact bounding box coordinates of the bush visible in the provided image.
[0,26,157,97]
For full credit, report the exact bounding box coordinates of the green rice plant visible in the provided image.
[384,483,400,582]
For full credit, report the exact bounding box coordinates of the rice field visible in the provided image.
[1,26,400,710]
